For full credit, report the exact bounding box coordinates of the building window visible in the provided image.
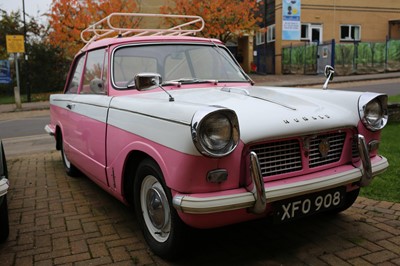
[340,25,361,41]
[301,24,309,40]
[267,24,276,43]
[256,30,265,45]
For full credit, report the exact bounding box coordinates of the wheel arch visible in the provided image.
[0,140,7,178]
[55,125,63,151]
[122,149,168,205]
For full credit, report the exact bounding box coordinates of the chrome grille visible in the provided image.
[352,137,359,158]
[309,132,346,168]
[250,130,348,177]
[251,139,302,176]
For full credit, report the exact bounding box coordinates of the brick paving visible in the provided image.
[0,151,399,265]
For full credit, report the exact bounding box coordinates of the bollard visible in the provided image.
[13,86,22,110]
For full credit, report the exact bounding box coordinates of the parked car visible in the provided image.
[0,140,9,242]
[45,13,389,259]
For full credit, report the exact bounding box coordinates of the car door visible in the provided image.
[64,48,112,186]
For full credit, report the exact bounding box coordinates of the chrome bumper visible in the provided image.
[172,135,388,215]
[44,125,55,136]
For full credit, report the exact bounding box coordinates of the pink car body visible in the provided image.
[45,13,389,259]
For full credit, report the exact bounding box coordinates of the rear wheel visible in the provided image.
[60,134,80,177]
[133,159,186,260]
[0,196,9,242]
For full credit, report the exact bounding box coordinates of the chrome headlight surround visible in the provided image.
[359,93,388,131]
[191,107,240,157]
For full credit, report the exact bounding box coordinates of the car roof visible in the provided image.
[81,35,224,52]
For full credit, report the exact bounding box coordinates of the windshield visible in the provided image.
[112,44,248,89]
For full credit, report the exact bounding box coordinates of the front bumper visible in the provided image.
[173,135,389,214]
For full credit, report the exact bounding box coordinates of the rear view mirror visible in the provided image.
[134,73,162,91]
[323,65,335,90]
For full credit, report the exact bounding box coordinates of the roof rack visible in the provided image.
[81,13,205,48]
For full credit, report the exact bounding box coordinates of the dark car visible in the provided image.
[0,140,9,242]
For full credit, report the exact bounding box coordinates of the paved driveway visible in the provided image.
[0,151,399,265]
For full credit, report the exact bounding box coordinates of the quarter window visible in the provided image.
[340,25,361,41]
[65,55,85,94]
[82,49,107,94]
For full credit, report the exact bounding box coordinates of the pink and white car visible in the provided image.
[45,13,389,259]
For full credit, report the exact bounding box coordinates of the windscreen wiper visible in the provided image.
[162,78,218,86]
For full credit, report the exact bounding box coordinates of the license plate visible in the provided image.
[273,187,345,223]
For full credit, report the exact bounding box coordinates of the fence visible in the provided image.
[282,39,400,75]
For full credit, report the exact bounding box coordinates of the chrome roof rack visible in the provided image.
[81,13,205,48]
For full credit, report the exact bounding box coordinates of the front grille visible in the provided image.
[250,130,348,178]
[309,132,346,168]
[251,139,302,177]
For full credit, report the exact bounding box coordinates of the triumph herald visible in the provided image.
[45,13,389,259]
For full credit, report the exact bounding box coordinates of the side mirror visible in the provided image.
[323,65,335,90]
[134,73,162,91]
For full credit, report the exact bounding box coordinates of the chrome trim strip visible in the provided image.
[172,156,388,214]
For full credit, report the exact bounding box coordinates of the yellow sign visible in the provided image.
[6,35,25,53]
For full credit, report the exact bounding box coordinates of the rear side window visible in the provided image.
[65,55,85,94]
[81,49,108,94]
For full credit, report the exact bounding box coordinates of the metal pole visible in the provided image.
[14,53,22,109]
[22,0,31,102]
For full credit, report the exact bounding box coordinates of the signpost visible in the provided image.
[6,35,25,110]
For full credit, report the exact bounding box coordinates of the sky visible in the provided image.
[0,0,52,23]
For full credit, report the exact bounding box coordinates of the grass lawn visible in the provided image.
[360,122,400,202]
[0,93,53,104]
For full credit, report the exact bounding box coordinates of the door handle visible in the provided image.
[66,104,75,110]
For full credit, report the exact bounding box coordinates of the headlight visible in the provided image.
[359,93,388,131]
[191,108,240,157]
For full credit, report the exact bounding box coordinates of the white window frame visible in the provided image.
[301,23,310,40]
[340,25,361,41]
[267,24,276,43]
[256,30,265,45]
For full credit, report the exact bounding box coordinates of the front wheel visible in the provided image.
[133,159,186,260]
[332,188,360,214]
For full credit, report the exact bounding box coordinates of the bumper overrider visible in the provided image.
[173,134,389,214]
[0,177,9,201]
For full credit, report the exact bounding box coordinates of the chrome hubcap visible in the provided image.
[141,175,171,242]
[146,187,168,229]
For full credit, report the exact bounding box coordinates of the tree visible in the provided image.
[0,10,67,96]
[160,0,261,43]
[48,0,139,59]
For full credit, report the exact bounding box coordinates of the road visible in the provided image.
[0,110,54,158]
[0,78,398,158]
[311,78,400,95]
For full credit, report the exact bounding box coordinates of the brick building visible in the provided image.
[255,0,400,74]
